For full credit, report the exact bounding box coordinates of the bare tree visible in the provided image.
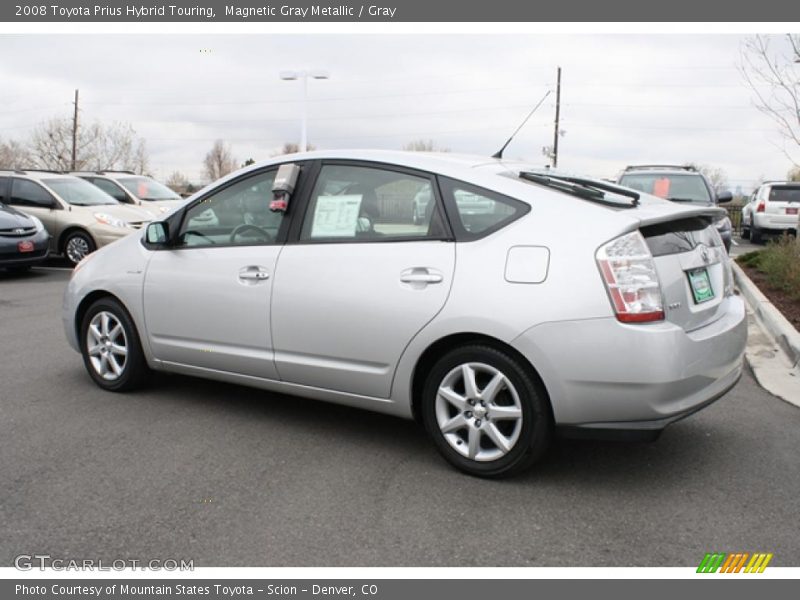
[203,140,237,181]
[402,139,450,152]
[789,165,800,182]
[274,142,316,156]
[740,34,800,165]
[30,117,150,172]
[0,137,32,169]
[683,162,729,192]
[165,170,190,193]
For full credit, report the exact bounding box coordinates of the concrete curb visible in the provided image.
[732,261,800,368]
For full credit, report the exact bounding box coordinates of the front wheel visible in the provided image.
[80,298,149,392]
[421,345,552,478]
[63,230,96,266]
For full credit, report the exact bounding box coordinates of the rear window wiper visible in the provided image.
[519,172,640,208]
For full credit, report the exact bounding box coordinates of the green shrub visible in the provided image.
[737,250,763,269]
[754,236,800,301]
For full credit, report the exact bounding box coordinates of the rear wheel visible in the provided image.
[421,345,551,478]
[80,298,149,392]
[751,225,763,244]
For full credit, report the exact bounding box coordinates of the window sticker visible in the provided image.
[653,178,671,198]
[310,194,363,238]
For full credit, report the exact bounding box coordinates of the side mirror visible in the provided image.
[145,221,169,246]
[716,190,733,204]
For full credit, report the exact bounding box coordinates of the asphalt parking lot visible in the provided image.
[1,265,799,567]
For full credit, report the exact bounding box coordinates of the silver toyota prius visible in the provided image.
[63,151,747,477]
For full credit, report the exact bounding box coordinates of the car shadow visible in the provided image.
[132,370,731,488]
[0,267,54,282]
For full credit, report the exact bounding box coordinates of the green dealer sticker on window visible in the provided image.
[688,268,714,304]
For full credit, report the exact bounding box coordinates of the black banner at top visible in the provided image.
[3,0,800,22]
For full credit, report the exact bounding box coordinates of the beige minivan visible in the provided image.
[0,170,153,265]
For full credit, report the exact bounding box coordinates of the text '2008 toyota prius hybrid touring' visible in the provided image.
[63,150,747,477]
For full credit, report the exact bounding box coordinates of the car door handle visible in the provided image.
[400,268,443,285]
[238,267,270,281]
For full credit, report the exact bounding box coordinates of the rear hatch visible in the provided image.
[640,214,730,332]
[766,185,800,221]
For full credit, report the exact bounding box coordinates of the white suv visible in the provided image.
[742,182,800,243]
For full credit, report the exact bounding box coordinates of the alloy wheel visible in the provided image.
[66,235,90,264]
[86,311,128,381]
[435,362,524,462]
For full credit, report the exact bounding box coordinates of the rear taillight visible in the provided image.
[756,201,766,213]
[596,231,665,323]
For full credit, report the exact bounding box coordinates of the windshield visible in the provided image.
[118,177,181,201]
[45,178,118,206]
[769,186,800,203]
[619,173,712,204]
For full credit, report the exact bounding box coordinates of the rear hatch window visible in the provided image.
[640,217,731,332]
[769,186,800,204]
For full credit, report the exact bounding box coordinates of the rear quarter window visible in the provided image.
[438,177,529,241]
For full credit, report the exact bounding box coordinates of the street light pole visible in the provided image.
[280,69,330,152]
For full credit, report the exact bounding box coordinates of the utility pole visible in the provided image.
[552,67,561,169]
[71,89,79,170]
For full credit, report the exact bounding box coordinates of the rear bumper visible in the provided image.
[752,213,798,232]
[511,295,747,433]
[556,366,741,441]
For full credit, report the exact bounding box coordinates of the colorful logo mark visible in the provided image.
[697,552,773,573]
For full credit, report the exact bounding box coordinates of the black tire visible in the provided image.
[421,344,552,478]
[80,297,150,392]
[63,230,96,266]
[741,225,750,240]
[751,226,763,244]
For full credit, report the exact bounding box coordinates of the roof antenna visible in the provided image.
[492,90,551,159]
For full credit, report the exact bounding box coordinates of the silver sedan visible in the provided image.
[63,151,747,477]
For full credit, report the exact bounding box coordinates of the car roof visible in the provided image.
[760,181,796,187]
[261,149,510,171]
[70,171,140,178]
[0,169,75,181]
[620,167,703,177]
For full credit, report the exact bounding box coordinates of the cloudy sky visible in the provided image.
[0,33,797,191]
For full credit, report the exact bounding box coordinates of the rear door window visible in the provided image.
[300,164,447,242]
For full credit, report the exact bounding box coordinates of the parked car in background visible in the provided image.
[0,195,50,272]
[0,170,153,266]
[617,165,734,252]
[741,181,800,244]
[64,151,746,478]
[71,171,183,216]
